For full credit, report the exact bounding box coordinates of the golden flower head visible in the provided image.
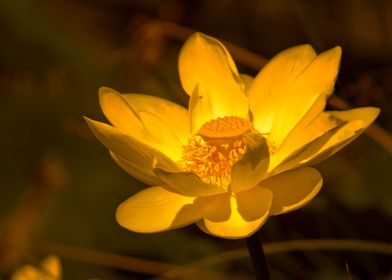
[85,32,379,239]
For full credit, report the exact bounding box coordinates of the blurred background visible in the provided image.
[0,0,391,279]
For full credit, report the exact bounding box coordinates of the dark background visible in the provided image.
[0,0,391,279]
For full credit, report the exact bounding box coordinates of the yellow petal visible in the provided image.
[99,87,146,136]
[179,33,248,125]
[268,46,342,148]
[248,44,317,134]
[153,164,226,197]
[240,73,254,93]
[188,84,214,133]
[137,111,183,160]
[198,187,272,239]
[231,132,270,193]
[261,167,323,215]
[274,107,380,173]
[41,255,61,279]
[116,186,209,233]
[11,265,40,280]
[123,93,190,145]
[110,152,163,185]
[99,88,183,160]
[85,118,178,184]
[269,110,338,171]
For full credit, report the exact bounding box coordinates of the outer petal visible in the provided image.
[11,265,40,280]
[85,118,178,184]
[231,132,270,192]
[179,32,248,129]
[153,163,226,197]
[116,186,210,233]
[99,88,183,160]
[110,152,163,186]
[248,44,317,134]
[41,255,61,279]
[268,47,342,148]
[269,110,338,171]
[274,107,380,173]
[260,167,323,215]
[197,188,272,239]
[123,93,190,145]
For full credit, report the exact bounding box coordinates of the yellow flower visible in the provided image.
[11,255,61,280]
[85,33,379,239]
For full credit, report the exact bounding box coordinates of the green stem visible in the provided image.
[245,232,270,280]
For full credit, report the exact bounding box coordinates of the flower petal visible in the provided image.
[110,152,163,186]
[85,117,178,184]
[268,46,342,148]
[99,88,183,160]
[248,44,317,134]
[99,87,146,136]
[198,187,272,239]
[153,163,226,197]
[116,186,209,233]
[231,131,270,192]
[41,255,61,279]
[269,110,338,171]
[179,33,248,126]
[261,167,323,215]
[274,107,380,173]
[188,84,214,133]
[123,93,190,145]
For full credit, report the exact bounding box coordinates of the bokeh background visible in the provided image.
[1,0,392,279]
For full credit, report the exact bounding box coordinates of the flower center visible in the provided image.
[181,116,251,190]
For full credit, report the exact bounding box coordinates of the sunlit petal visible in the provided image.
[231,132,270,192]
[110,152,163,186]
[268,47,342,148]
[274,107,380,173]
[153,162,226,197]
[260,167,323,215]
[248,44,317,134]
[116,186,210,233]
[123,93,190,145]
[198,187,272,239]
[85,118,178,180]
[179,32,248,125]
[99,88,183,160]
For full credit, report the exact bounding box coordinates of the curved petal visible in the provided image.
[240,73,254,94]
[269,110,338,171]
[99,87,146,136]
[268,46,342,148]
[99,88,183,160]
[248,44,317,134]
[188,84,214,133]
[85,118,179,180]
[153,163,226,197]
[41,255,61,279]
[123,93,190,145]
[110,152,163,186]
[231,131,270,192]
[11,265,40,280]
[116,186,210,233]
[198,187,272,239]
[260,167,323,215]
[274,107,380,173]
[179,33,248,125]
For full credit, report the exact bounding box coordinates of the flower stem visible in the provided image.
[245,232,270,280]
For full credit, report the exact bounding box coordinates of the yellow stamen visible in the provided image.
[181,116,251,190]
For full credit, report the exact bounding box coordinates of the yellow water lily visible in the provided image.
[11,255,61,280]
[85,33,379,239]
